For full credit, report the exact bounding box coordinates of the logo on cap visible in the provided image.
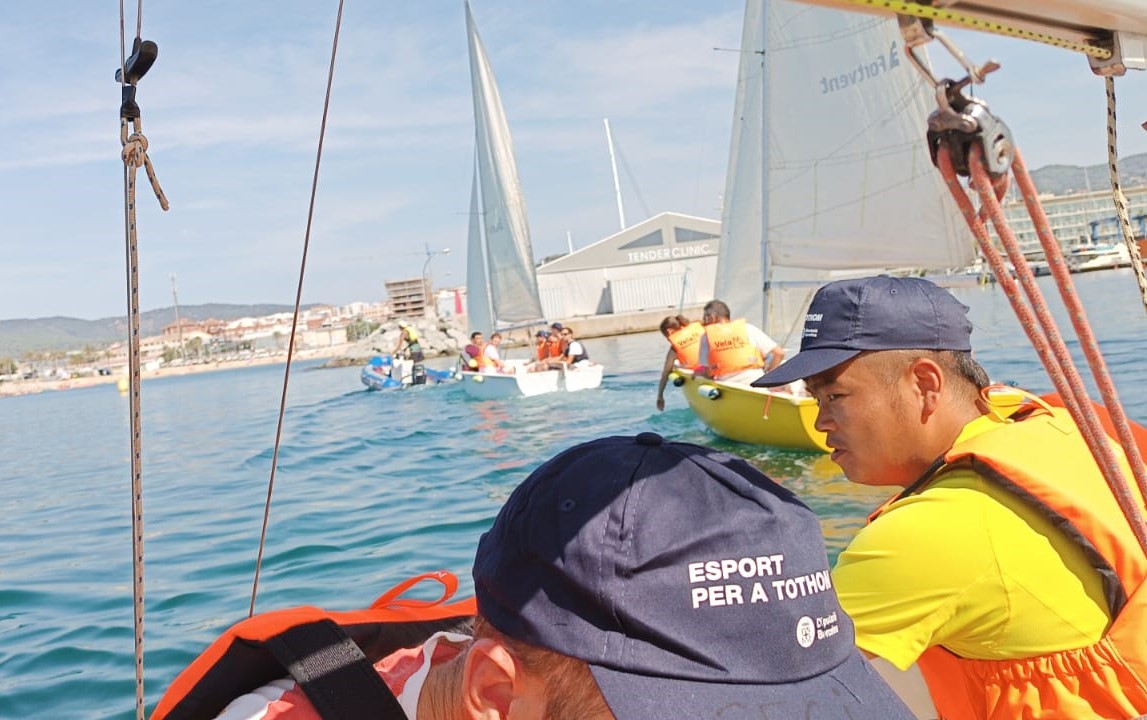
[801,312,823,339]
[796,616,816,648]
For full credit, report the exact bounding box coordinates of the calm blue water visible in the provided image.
[2,270,1145,718]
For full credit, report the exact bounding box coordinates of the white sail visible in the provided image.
[716,0,975,342]
[465,165,493,334]
[464,1,545,328]
[718,0,769,331]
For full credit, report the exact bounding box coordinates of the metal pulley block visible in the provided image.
[116,37,159,120]
[925,79,1014,178]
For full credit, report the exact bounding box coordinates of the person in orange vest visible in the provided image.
[753,275,1147,719]
[696,299,784,384]
[655,315,703,411]
[533,322,571,371]
[533,329,551,362]
[550,322,569,357]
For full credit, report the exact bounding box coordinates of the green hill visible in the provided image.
[5,154,1145,358]
[0,304,311,358]
[1028,153,1147,196]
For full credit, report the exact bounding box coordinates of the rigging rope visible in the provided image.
[938,142,1147,554]
[249,0,346,618]
[1103,76,1147,315]
[119,0,167,717]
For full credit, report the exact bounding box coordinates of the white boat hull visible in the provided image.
[461,360,604,399]
[562,363,604,392]
[461,369,560,399]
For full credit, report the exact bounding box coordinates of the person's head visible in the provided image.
[490,332,503,345]
[658,314,690,338]
[701,300,731,325]
[397,319,410,330]
[469,331,484,345]
[550,322,564,334]
[471,434,911,719]
[535,329,550,344]
[753,275,988,487]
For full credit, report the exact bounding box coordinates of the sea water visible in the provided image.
[2,270,1146,718]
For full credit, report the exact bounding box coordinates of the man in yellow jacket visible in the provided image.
[753,275,1147,719]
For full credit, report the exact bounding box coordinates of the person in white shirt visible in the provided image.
[481,332,512,374]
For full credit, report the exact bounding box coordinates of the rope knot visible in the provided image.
[122,132,149,168]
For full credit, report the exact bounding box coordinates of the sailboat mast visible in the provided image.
[757,3,771,331]
[604,118,626,230]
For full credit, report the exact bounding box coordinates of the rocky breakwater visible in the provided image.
[322,316,470,368]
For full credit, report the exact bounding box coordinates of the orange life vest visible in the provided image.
[535,340,548,361]
[668,322,704,367]
[474,344,492,370]
[151,571,476,720]
[874,399,1147,719]
[546,335,564,359]
[703,319,764,377]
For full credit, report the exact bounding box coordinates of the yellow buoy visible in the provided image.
[116,377,129,393]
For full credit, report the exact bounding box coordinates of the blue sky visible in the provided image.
[3,2,1146,320]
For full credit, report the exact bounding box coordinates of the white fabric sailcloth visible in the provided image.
[464,1,545,330]
[716,0,975,346]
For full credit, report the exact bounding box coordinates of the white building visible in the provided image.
[998,185,1147,256]
[536,212,720,320]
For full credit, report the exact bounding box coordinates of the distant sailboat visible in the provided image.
[676,0,975,450]
[463,0,545,333]
[461,1,602,399]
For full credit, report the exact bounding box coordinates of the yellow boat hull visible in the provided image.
[673,371,829,453]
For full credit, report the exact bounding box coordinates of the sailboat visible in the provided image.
[129,3,1147,718]
[673,0,975,452]
[459,1,603,400]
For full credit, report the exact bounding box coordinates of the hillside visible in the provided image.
[0,304,309,358]
[5,154,1146,357]
[1028,152,1147,196]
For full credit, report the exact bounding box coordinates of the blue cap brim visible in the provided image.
[590,649,913,719]
[751,348,862,388]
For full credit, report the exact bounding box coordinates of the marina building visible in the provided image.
[536,212,720,321]
[999,185,1147,256]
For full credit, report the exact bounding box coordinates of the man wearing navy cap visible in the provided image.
[468,433,913,719]
[204,434,913,720]
[753,275,1147,719]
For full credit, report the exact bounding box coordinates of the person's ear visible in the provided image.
[460,638,517,719]
[909,357,944,418]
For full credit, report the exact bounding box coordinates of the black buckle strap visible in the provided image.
[264,619,407,720]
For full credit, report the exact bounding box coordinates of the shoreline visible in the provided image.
[0,346,351,399]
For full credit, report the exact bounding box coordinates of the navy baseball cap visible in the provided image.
[535,329,550,338]
[473,434,913,719]
[753,275,973,388]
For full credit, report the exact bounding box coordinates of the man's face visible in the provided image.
[474,334,484,345]
[805,353,920,487]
